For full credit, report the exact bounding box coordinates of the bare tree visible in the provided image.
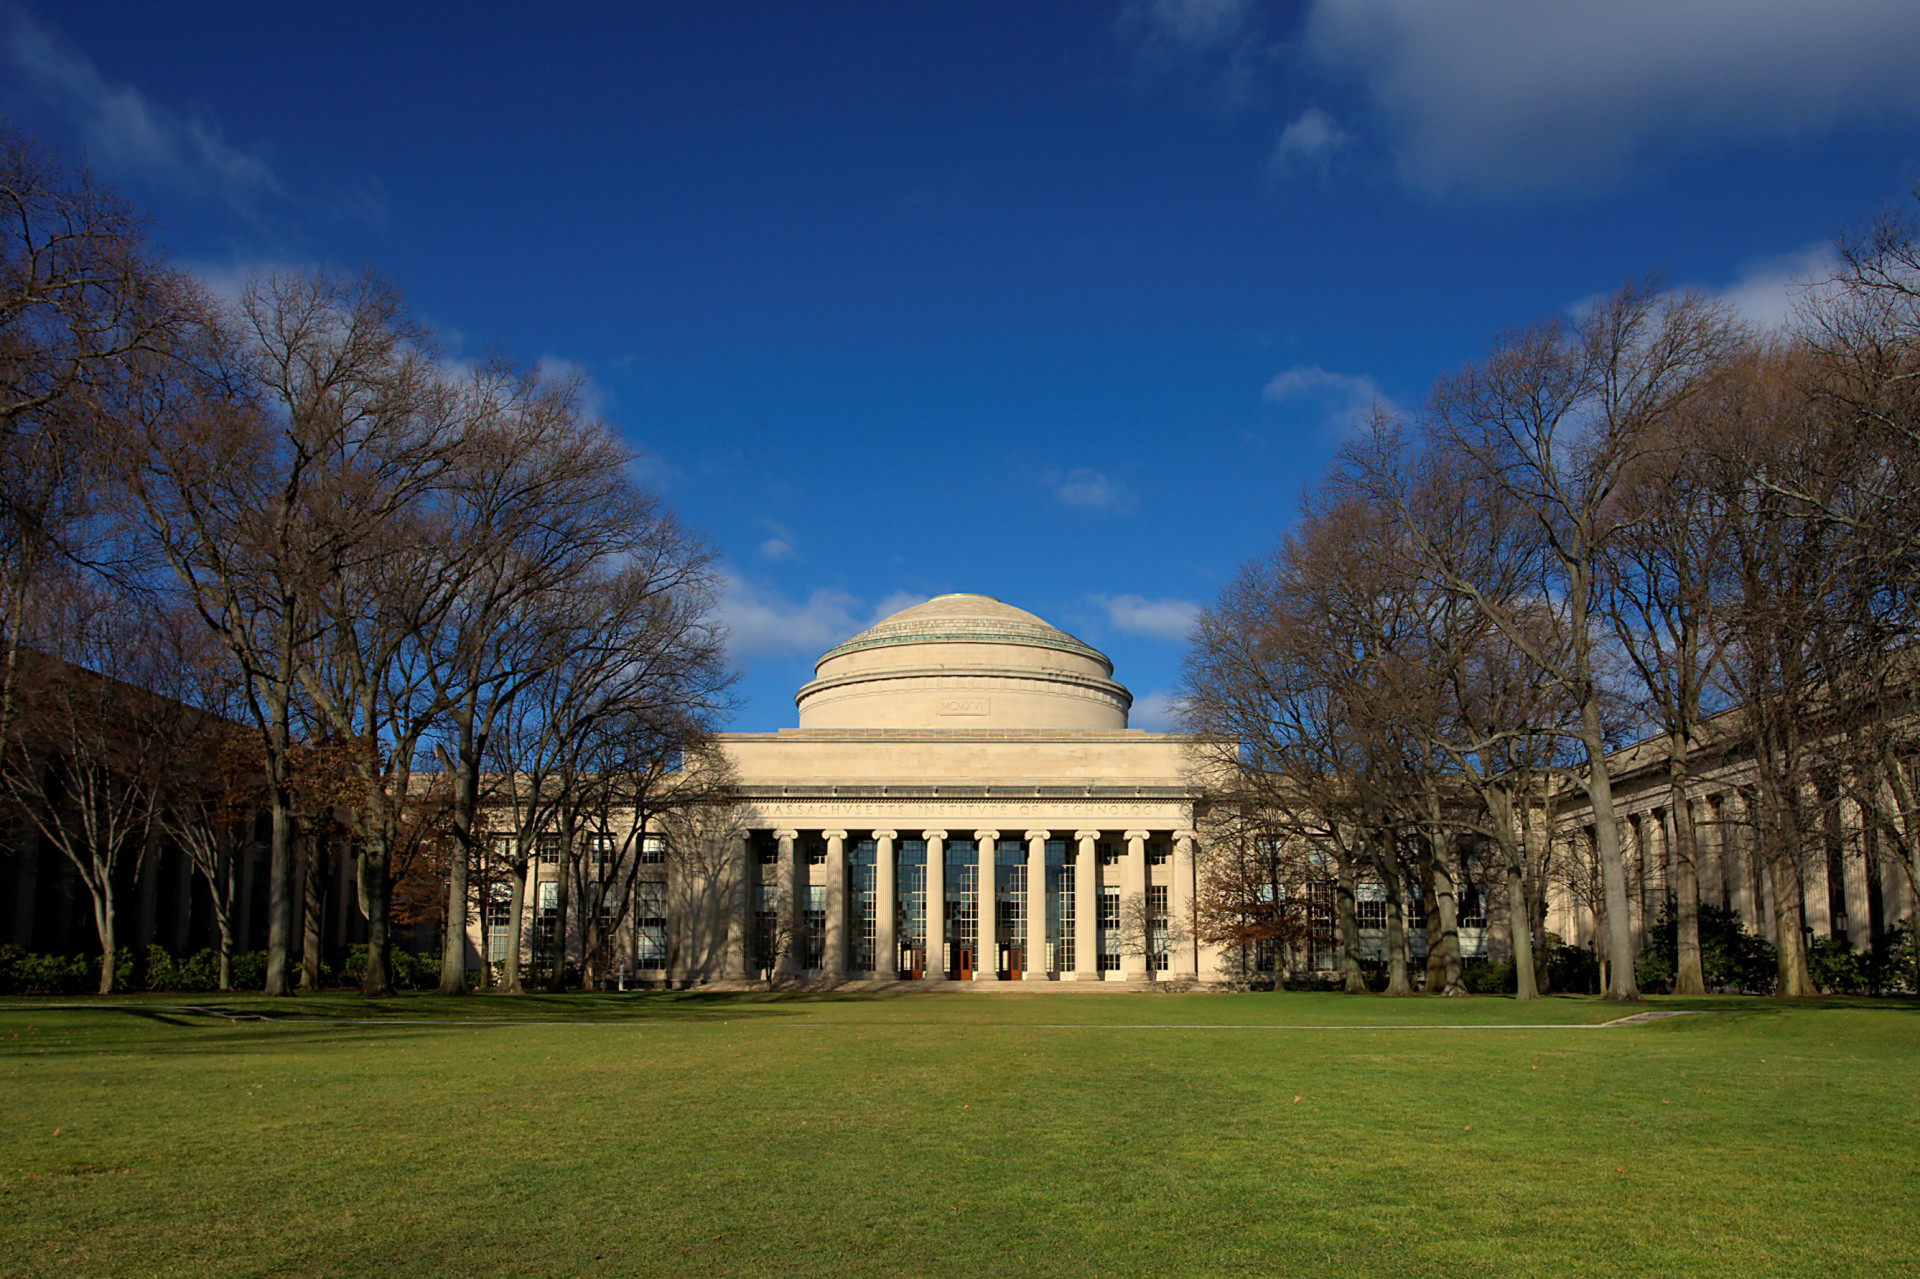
[0,589,178,992]
[1353,282,1740,1000]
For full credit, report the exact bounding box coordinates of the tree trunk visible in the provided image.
[263,671,295,997]
[1420,848,1445,991]
[1334,845,1366,994]
[358,836,395,997]
[548,823,572,993]
[1379,845,1412,996]
[438,736,477,995]
[502,857,530,994]
[1579,697,1641,1000]
[300,834,326,991]
[1668,770,1706,995]
[94,879,118,995]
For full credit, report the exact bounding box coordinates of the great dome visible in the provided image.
[793,594,1133,731]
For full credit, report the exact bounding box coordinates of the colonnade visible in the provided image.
[718,825,1199,983]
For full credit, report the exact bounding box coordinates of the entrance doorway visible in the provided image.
[951,946,973,981]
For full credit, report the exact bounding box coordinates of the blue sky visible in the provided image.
[10,1,1920,730]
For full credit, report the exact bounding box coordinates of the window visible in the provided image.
[946,840,977,965]
[488,834,517,869]
[483,887,513,964]
[757,838,779,866]
[1308,880,1337,972]
[1048,840,1073,974]
[635,881,667,967]
[850,838,877,972]
[1356,899,1387,929]
[1147,840,1170,865]
[639,834,666,865]
[897,840,927,971]
[1097,841,1120,866]
[587,834,617,865]
[1457,885,1487,929]
[805,884,826,969]
[537,834,564,864]
[807,841,828,865]
[1147,884,1169,972]
[1098,886,1120,972]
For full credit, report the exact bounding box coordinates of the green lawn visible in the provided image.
[1,990,1915,1277]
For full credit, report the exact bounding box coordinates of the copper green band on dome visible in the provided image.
[815,625,1112,672]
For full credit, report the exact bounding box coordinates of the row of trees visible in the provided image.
[0,125,732,995]
[1181,203,1920,1001]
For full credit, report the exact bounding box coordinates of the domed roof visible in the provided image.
[795,593,1132,732]
[815,593,1112,676]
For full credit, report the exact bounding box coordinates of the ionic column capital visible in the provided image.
[774,829,799,843]
[1024,829,1051,843]
[974,828,1001,844]
[922,829,948,843]
[1074,830,1102,843]
[1124,829,1151,843]
[1175,830,1198,846]
[872,829,898,842]
[822,830,848,843]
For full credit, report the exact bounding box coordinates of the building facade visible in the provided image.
[515,593,1220,985]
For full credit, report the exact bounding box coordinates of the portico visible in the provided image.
[709,594,1209,984]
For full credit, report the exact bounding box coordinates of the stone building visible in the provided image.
[506,593,1219,985]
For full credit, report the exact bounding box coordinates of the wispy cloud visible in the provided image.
[1269,107,1349,177]
[1263,364,1392,434]
[4,7,281,211]
[1130,688,1185,732]
[1052,468,1138,514]
[1299,0,1920,197]
[1116,0,1268,111]
[1093,593,1200,643]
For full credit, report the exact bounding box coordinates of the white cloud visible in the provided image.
[1052,468,1138,514]
[1263,364,1391,434]
[1300,0,1920,196]
[709,578,928,662]
[1130,688,1184,732]
[536,355,613,422]
[758,538,796,562]
[1094,594,1200,644]
[710,575,864,661]
[5,9,281,209]
[1270,107,1348,175]
[1710,242,1841,333]
[869,591,931,622]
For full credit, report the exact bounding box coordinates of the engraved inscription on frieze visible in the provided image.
[938,698,990,717]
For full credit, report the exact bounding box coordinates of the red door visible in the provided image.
[1005,943,1022,981]
[955,947,973,981]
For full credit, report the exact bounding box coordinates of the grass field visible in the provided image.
[1,990,1916,1277]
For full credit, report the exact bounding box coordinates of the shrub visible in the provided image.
[1462,960,1515,994]
[1638,902,1778,994]
[0,945,128,994]
[1539,935,1600,995]
[338,944,440,991]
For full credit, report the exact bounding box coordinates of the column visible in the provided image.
[923,830,947,981]
[723,832,751,980]
[823,830,848,983]
[874,829,897,980]
[773,829,801,980]
[1024,830,1050,981]
[1172,830,1199,980]
[1122,829,1149,980]
[974,828,1000,981]
[1074,830,1099,981]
